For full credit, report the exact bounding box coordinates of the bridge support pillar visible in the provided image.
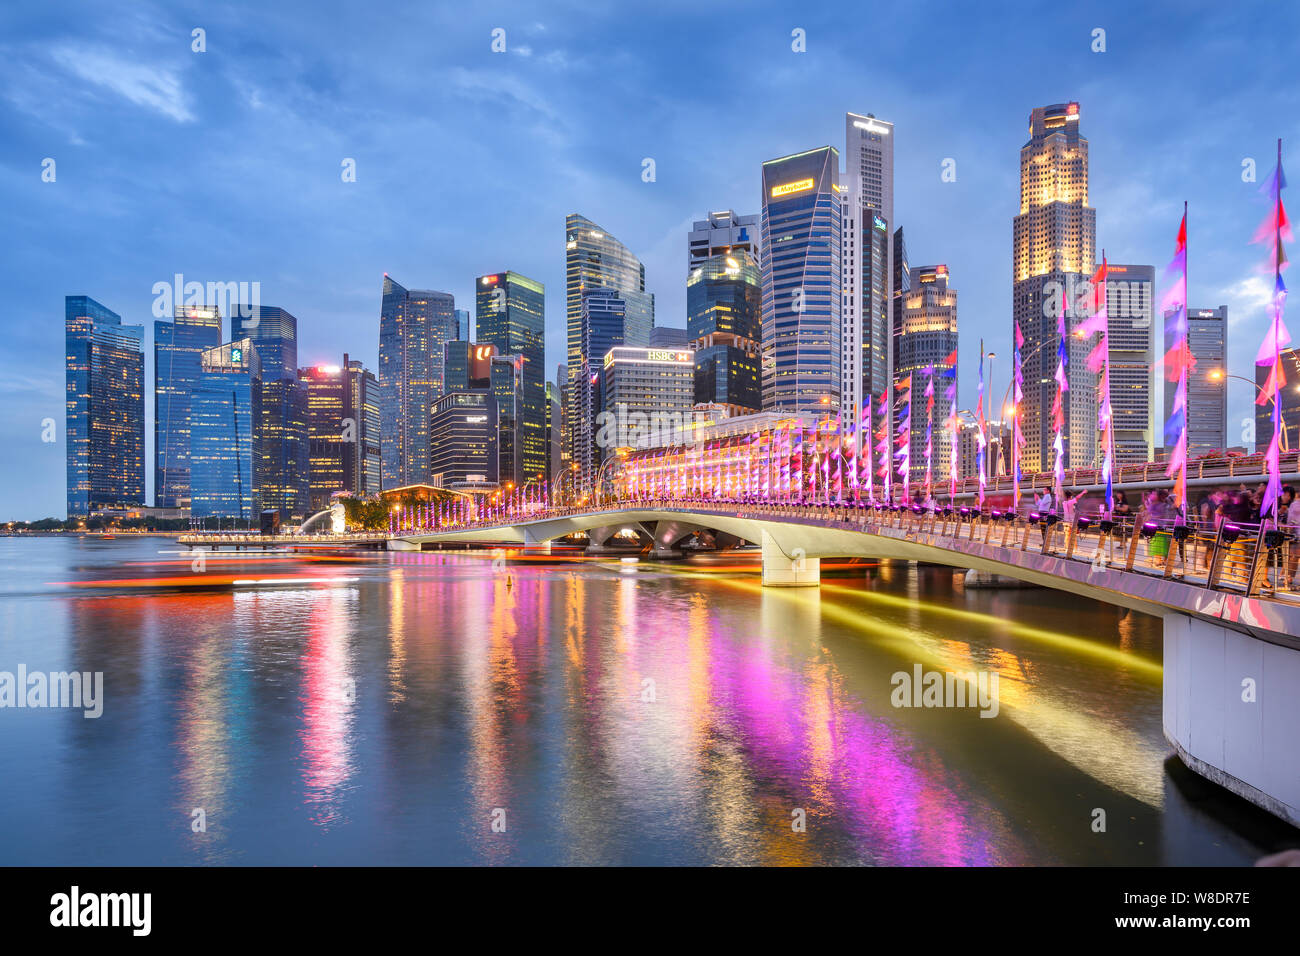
[760,530,819,587]
[1164,613,1300,827]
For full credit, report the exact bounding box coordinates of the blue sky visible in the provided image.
[2,0,1296,519]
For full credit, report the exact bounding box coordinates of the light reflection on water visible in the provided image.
[0,536,1283,865]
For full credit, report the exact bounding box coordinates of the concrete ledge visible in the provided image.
[1164,732,1300,829]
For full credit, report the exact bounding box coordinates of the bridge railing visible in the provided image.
[421,496,1300,603]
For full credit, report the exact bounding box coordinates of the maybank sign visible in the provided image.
[770,178,815,199]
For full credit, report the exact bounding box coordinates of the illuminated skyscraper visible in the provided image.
[253,376,310,522]
[378,275,457,487]
[1171,306,1228,455]
[190,339,258,523]
[232,305,298,381]
[842,113,895,437]
[565,215,653,481]
[300,355,380,510]
[65,296,145,517]
[1105,264,1156,463]
[475,271,546,483]
[546,380,562,481]
[896,265,958,483]
[154,305,222,509]
[1013,101,1097,472]
[688,210,761,273]
[688,249,761,415]
[760,146,841,417]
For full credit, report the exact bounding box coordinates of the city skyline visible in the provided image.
[4,0,1298,518]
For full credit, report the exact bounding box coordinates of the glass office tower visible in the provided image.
[575,287,652,480]
[688,250,762,415]
[378,275,457,487]
[254,376,310,522]
[476,271,547,482]
[232,305,298,381]
[155,305,222,509]
[565,214,654,478]
[760,146,842,417]
[65,295,145,517]
[190,339,259,523]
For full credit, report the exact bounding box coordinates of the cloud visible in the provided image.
[50,44,194,122]
[1219,275,1273,328]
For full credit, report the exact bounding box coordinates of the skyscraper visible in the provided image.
[687,210,761,273]
[688,249,762,415]
[546,380,562,482]
[760,146,842,417]
[649,326,689,349]
[491,352,525,489]
[1105,264,1156,463]
[232,305,298,381]
[454,308,471,342]
[1013,102,1096,472]
[842,113,895,440]
[896,265,958,485]
[565,215,654,481]
[601,346,695,454]
[300,355,381,510]
[65,296,145,517]
[190,339,258,522]
[378,275,457,487]
[1170,306,1228,455]
[475,271,546,483]
[254,376,310,522]
[154,305,222,509]
[430,392,499,491]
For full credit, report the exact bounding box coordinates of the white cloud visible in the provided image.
[50,45,194,122]
[1219,274,1274,328]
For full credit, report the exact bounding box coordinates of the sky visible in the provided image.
[2,0,1297,520]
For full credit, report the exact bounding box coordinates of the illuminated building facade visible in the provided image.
[689,249,761,415]
[842,113,895,442]
[65,295,146,517]
[232,305,298,381]
[546,380,562,481]
[1168,306,1227,455]
[299,355,381,510]
[574,287,652,483]
[688,210,761,273]
[430,392,499,491]
[378,276,457,487]
[896,265,958,482]
[1104,264,1156,463]
[616,414,881,504]
[253,375,310,522]
[190,339,258,522]
[491,353,525,489]
[475,271,547,482]
[601,346,695,457]
[1256,343,1300,454]
[565,214,654,479]
[760,146,842,417]
[154,305,222,510]
[1013,102,1097,472]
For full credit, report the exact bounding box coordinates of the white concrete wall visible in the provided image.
[1164,614,1300,826]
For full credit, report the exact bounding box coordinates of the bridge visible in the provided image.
[388,497,1300,829]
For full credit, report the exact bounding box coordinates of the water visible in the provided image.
[0,536,1287,865]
